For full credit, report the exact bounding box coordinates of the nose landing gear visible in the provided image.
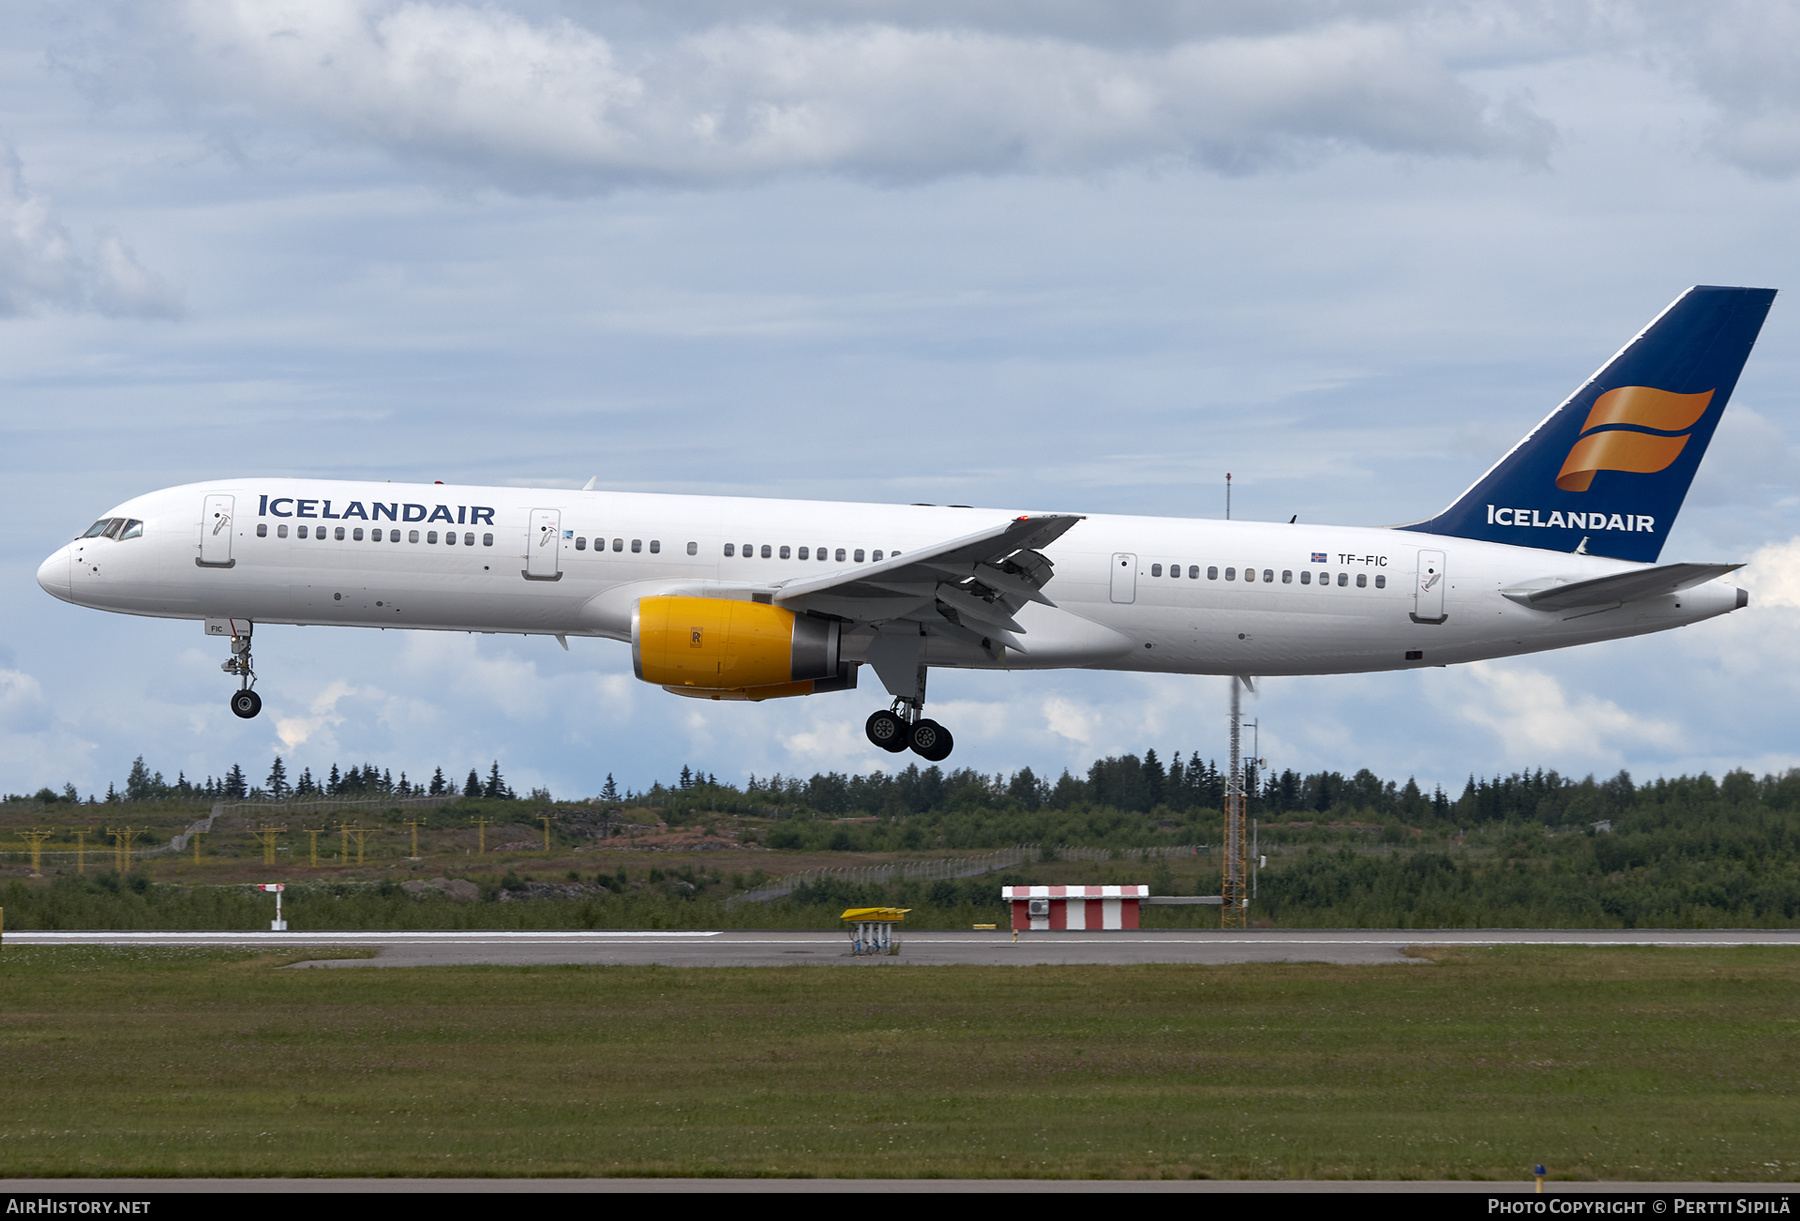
[219,625,262,719]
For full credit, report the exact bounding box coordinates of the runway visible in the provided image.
[9,928,1798,967]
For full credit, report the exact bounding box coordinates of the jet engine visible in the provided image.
[632,595,855,701]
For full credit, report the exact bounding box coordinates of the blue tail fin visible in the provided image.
[1401,286,1776,562]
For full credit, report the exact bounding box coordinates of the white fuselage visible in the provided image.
[36,478,1746,679]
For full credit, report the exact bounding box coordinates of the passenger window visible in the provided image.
[836,548,846,562]
[1318,571,1328,584]
[1299,571,1310,585]
[1188,566,1199,579]
[446,530,457,545]
[631,539,642,553]
[1263,569,1273,583]
[409,530,420,543]
[277,524,288,538]
[334,526,345,541]
[353,528,364,541]
[1337,573,1348,586]
[298,525,308,539]
[873,550,883,562]
[1151,563,1162,577]
[464,533,475,546]
[482,533,494,546]
[427,531,438,544]
[724,543,735,557]
[649,540,661,554]
[798,546,809,560]
[818,545,828,560]
[1356,573,1367,588]
[1207,566,1218,580]
[1281,570,1291,584]
[686,541,697,556]
[575,537,586,550]
[760,544,771,558]
[1244,567,1255,582]
[1375,574,1386,589]
[120,520,143,540]
[854,549,865,563]
[257,523,268,538]
[780,545,791,559]
[612,538,623,552]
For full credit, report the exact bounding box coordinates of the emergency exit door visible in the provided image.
[525,509,562,580]
[1110,553,1137,604]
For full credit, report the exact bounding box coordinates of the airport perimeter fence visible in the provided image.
[722,843,1213,905]
[0,794,473,870]
[1051,844,1208,862]
[726,847,1036,906]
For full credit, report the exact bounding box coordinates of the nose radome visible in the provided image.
[36,547,71,602]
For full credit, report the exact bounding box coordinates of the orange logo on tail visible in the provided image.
[1555,386,1714,492]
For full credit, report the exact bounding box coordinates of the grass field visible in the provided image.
[0,946,1795,1181]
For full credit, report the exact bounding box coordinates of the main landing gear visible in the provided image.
[865,702,954,762]
[221,625,262,719]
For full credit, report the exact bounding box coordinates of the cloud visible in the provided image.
[1440,661,1680,763]
[1042,694,1099,745]
[159,0,1553,190]
[1739,534,1800,609]
[1635,0,1800,177]
[0,669,52,733]
[272,678,358,751]
[0,145,182,318]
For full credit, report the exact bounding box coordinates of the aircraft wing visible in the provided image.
[1501,562,1743,610]
[771,513,1084,652]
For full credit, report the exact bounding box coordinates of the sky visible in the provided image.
[6,0,1800,801]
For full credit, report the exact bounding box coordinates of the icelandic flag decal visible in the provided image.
[1310,551,1327,563]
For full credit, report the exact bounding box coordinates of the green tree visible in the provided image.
[265,756,290,799]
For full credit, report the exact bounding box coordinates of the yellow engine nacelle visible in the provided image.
[632,596,849,700]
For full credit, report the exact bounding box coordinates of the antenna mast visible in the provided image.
[1222,678,1249,929]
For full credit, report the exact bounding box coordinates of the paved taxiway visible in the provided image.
[10,928,1797,967]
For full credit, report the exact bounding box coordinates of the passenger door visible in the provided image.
[1412,549,1447,623]
[525,509,562,581]
[1110,553,1137,604]
[198,495,235,568]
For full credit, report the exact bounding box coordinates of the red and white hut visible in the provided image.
[1002,885,1147,931]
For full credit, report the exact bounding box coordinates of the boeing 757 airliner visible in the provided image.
[36,286,1775,761]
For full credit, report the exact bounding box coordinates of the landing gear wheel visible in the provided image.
[908,718,954,762]
[865,709,910,753]
[230,689,263,720]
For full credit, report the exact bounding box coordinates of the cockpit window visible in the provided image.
[119,519,143,540]
[81,518,115,539]
[102,518,125,540]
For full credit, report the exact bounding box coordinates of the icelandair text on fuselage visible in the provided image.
[1488,1201,1789,1215]
[1487,505,1655,533]
[259,496,495,526]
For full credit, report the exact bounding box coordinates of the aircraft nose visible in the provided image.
[36,546,71,602]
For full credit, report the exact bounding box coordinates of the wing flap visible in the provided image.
[773,513,1082,630]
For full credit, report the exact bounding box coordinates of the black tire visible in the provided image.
[909,718,954,761]
[865,709,910,752]
[230,689,263,719]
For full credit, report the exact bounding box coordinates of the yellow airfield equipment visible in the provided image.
[840,907,909,957]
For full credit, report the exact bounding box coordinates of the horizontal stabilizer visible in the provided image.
[1502,562,1742,610]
